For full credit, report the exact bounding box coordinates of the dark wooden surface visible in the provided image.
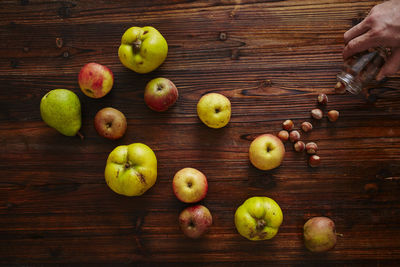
[1,0,400,265]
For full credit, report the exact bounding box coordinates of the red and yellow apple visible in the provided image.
[249,134,285,170]
[78,63,114,98]
[94,107,127,140]
[304,217,337,252]
[144,77,178,112]
[179,205,213,239]
[172,167,208,203]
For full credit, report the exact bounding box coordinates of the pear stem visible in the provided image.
[77,131,84,140]
[384,176,400,181]
[336,233,344,237]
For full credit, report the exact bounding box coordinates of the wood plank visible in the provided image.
[1,0,400,265]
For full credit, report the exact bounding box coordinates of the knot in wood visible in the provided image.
[219,32,227,41]
[56,37,63,48]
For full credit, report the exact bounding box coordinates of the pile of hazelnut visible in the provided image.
[277,93,339,168]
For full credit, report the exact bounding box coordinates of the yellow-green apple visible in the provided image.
[234,196,283,241]
[78,63,114,98]
[118,26,168,74]
[249,134,285,170]
[94,107,127,140]
[197,93,231,128]
[105,143,157,196]
[179,205,213,239]
[144,77,178,112]
[172,168,207,203]
[303,217,337,252]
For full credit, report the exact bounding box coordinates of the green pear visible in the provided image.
[40,89,82,136]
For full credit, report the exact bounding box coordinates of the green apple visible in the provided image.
[249,134,285,170]
[118,26,168,74]
[197,93,231,129]
[235,196,283,241]
[105,143,157,196]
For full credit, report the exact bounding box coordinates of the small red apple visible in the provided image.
[179,205,213,239]
[78,63,114,98]
[172,167,208,203]
[94,107,127,140]
[144,77,178,111]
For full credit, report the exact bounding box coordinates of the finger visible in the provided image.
[376,48,400,81]
[342,31,378,59]
[344,19,370,44]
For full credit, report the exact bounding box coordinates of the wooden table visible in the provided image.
[1,0,400,265]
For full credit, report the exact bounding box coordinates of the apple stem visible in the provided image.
[77,131,84,140]
[256,219,266,231]
[133,40,142,52]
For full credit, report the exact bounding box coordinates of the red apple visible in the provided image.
[94,107,127,140]
[179,205,213,239]
[144,77,178,111]
[78,63,114,98]
[172,167,208,203]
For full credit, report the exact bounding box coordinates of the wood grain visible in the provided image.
[1,0,400,265]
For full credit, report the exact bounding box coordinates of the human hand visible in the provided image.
[343,0,400,80]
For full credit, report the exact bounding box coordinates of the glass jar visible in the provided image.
[336,47,387,94]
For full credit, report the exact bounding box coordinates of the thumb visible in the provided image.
[376,48,400,81]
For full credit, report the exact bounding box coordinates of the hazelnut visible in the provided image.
[335,81,346,94]
[282,120,294,131]
[327,110,339,122]
[317,93,328,105]
[311,108,323,120]
[294,141,305,152]
[305,142,318,154]
[309,155,320,167]
[301,121,313,132]
[278,130,289,142]
[289,130,300,142]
